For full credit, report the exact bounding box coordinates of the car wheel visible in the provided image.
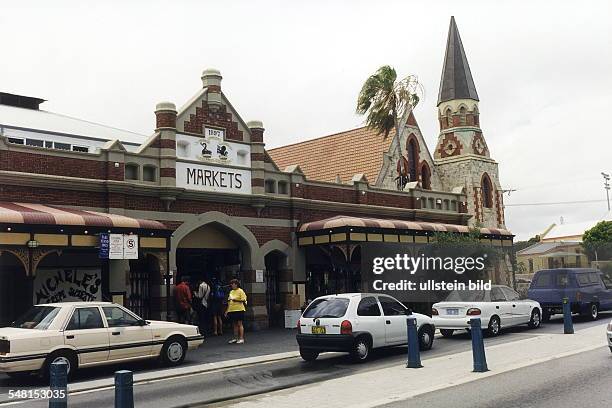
[487,316,501,337]
[418,326,434,350]
[440,329,454,338]
[42,350,77,381]
[299,348,319,362]
[528,309,541,329]
[588,304,599,320]
[160,337,187,366]
[350,336,371,363]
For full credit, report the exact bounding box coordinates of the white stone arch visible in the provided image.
[169,211,261,272]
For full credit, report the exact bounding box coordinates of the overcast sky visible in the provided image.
[2,0,611,240]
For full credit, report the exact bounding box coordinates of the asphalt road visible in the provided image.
[381,346,612,408]
[0,313,609,407]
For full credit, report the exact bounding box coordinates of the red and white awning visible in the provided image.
[0,202,166,230]
[298,215,512,236]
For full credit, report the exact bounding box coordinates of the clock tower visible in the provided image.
[433,17,506,229]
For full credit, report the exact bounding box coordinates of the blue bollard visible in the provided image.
[469,318,488,372]
[562,297,574,334]
[406,316,422,368]
[49,361,68,408]
[115,370,134,408]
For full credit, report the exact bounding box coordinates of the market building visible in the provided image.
[0,17,512,329]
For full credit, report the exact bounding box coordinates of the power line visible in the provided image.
[505,199,606,207]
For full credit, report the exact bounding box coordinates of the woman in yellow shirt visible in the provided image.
[225,279,247,344]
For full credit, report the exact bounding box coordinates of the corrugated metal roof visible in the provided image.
[0,104,147,145]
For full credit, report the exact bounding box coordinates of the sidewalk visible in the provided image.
[187,328,299,365]
[224,323,610,408]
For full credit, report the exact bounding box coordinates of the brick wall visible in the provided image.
[0,150,114,180]
[183,103,244,141]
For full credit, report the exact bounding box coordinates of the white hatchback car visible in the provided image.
[0,302,204,379]
[432,285,542,337]
[296,293,435,362]
[607,319,612,353]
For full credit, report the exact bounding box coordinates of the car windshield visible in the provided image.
[11,306,60,330]
[303,298,350,318]
[444,290,489,302]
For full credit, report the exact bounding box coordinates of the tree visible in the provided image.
[356,66,414,140]
[356,66,421,190]
[582,220,612,261]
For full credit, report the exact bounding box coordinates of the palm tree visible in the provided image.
[356,65,421,190]
[356,65,421,140]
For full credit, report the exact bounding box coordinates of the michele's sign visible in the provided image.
[176,162,252,195]
[34,268,102,304]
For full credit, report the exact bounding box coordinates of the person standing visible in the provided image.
[210,278,225,336]
[175,277,192,324]
[225,279,247,344]
[196,278,211,334]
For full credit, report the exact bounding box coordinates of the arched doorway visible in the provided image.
[0,251,31,326]
[176,222,248,288]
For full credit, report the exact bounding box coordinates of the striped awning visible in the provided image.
[0,202,167,230]
[298,215,512,236]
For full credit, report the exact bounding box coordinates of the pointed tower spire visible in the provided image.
[437,17,479,106]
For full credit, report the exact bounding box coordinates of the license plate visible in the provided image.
[446,308,459,315]
[311,326,326,334]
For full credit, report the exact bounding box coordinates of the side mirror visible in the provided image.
[405,308,413,316]
[137,319,148,326]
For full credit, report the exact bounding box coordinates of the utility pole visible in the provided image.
[602,172,610,211]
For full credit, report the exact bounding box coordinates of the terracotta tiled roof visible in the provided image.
[268,126,394,184]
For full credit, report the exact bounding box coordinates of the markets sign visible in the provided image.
[34,268,102,303]
[176,162,252,195]
[99,233,139,260]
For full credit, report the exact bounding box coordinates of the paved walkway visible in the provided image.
[187,328,299,365]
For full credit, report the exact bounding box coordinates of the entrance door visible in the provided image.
[265,252,282,327]
[0,252,31,326]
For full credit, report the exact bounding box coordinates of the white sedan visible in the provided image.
[607,319,612,353]
[0,302,204,379]
[432,285,542,337]
[296,293,435,362]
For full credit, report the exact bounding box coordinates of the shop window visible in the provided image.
[125,163,139,180]
[278,181,288,194]
[481,173,493,208]
[265,179,276,193]
[7,137,24,145]
[54,142,71,151]
[72,145,89,153]
[143,165,157,182]
[26,138,44,147]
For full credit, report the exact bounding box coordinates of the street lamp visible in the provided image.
[602,172,610,211]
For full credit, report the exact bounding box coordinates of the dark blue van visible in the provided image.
[527,268,612,320]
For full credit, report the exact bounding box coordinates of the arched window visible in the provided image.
[407,139,418,182]
[421,163,431,190]
[446,108,453,128]
[481,173,493,208]
[459,106,467,125]
[473,105,480,126]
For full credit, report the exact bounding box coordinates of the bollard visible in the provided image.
[562,297,574,334]
[469,318,488,372]
[115,370,134,408]
[49,361,68,408]
[405,316,422,368]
